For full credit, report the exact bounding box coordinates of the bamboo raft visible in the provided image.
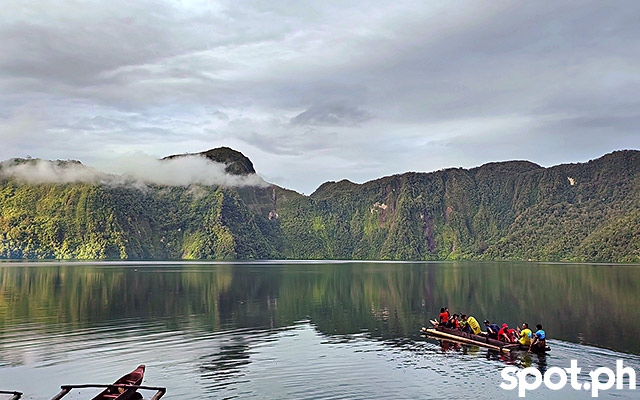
[422,325,551,354]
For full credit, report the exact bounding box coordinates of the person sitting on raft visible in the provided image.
[448,314,460,329]
[484,320,500,339]
[529,324,546,351]
[498,323,514,343]
[459,315,468,332]
[518,323,532,346]
[508,326,519,342]
[439,308,449,325]
[466,316,481,334]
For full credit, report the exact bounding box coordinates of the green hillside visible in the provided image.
[0,149,638,262]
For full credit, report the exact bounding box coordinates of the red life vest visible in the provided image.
[439,312,449,324]
[498,327,512,342]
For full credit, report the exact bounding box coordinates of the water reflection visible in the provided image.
[200,341,251,391]
[1,262,639,354]
[0,261,640,399]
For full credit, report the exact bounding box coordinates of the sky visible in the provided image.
[1,0,639,194]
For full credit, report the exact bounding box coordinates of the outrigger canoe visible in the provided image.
[92,365,145,400]
[0,391,22,400]
[422,324,551,354]
[50,365,166,400]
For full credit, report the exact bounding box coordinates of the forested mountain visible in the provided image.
[0,148,638,262]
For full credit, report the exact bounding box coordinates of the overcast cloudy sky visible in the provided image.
[1,0,639,193]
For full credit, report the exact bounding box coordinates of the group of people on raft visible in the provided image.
[437,307,547,352]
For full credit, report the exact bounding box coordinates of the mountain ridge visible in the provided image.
[0,148,638,262]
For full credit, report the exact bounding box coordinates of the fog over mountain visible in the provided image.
[0,155,267,187]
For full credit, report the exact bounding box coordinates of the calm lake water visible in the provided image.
[1,261,640,399]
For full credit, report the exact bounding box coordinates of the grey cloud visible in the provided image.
[210,110,230,120]
[0,0,294,87]
[291,104,373,126]
[216,117,342,156]
[1,0,639,193]
[550,114,640,132]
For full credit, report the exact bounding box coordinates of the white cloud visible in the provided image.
[106,154,268,187]
[0,156,268,188]
[0,159,104,184]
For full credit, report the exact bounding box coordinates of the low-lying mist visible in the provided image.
[0,155,269,188]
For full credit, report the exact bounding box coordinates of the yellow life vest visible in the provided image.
[467,316,481,334]
[519,328,532,345]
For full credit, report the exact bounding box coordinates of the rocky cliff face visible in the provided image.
[0,148,638,262]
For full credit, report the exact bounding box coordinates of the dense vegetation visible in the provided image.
[0,149,638,262]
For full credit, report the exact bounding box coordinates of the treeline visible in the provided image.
[0,183,279,260]
[276,150,640,262]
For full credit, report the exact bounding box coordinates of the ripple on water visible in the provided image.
[3,260,640,399]
[2,320,640,399]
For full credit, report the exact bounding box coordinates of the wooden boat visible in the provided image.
[92,365,145,400]
[0,391,22,400]
[50,365,166,400]
[422,325,551,354]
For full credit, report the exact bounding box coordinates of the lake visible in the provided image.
[1,261,639,399]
